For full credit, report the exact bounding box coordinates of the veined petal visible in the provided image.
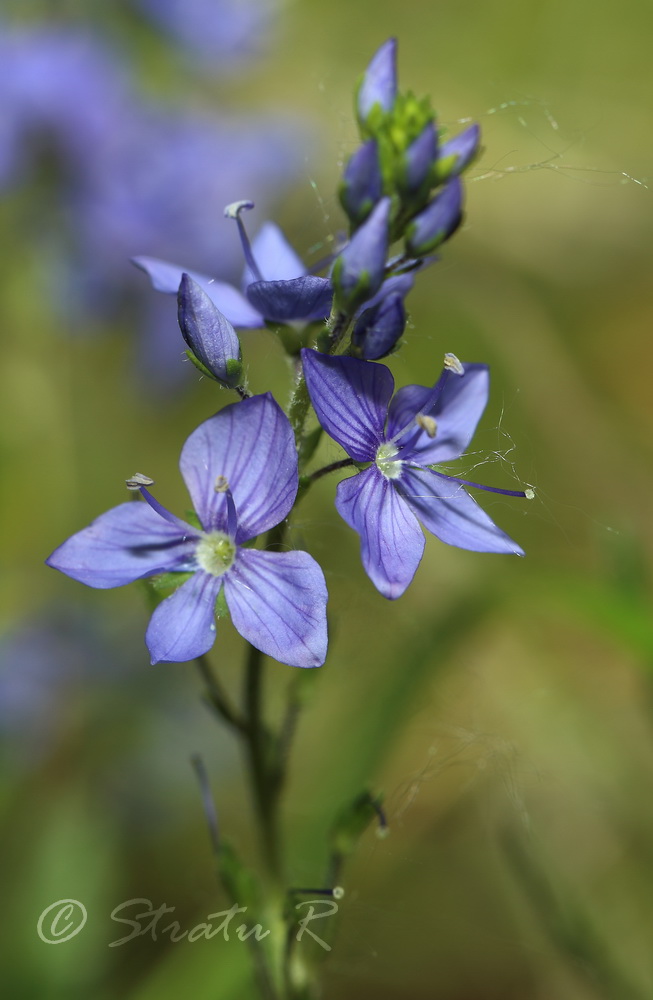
[46,502,199,589]
[246,276,332,322]
[397,467,524,555]
[132,256,263,328]
[387,363,489,462]
[244,221,306,285]
[146,571,222,664]
[336,466,425,599]
[224,549,327,668]
[180,393,297,542]
[301,350,394,461]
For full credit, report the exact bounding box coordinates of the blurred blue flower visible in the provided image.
[136,0,277,70]
[0,21,304,382]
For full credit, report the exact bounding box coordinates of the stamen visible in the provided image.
[416,414,437,438]
[524,487,535,500]
[126,472,154,490]
[431,468,531,498]
[372,799,389,839]
[388,369,451,446]
[289,887,345,900]
[126,476,195,531]
[223,199,263,282]
[214,476,238,538]
[443,352,464,375]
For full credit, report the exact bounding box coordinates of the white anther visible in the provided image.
[332,886,345,900]
[416,414,437,438]
[444,352,464,375]
[223,200,255,219]
[214,475,229,493]
[126,472,154,491]
[524,487,535,500]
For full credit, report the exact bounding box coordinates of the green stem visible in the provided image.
[194,653,248,734]
[243,640,282,881]
[306,458,355,484]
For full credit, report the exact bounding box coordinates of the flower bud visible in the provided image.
[356,38,398,127]
[339,140,383,227]
[352,292,406,360]
[177,274,242,388]
[405,178,463,257]
[435,123,481,182]
[400,120,438,196]
[331,197,391,314]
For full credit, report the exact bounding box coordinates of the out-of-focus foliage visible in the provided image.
[2,0,653,998]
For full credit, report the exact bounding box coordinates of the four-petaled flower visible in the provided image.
[46,394,328,667]
[301,349,526,599]
[133,202,333,328]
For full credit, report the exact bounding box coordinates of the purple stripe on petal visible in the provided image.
[246,275,332,322]
[301,350,394,461]
[146,571,222,664]
[397,467,524,555]
[224,549,328,667]
[180,393,297,541]
[245,221,306,285]
[132,256,264,328]
[335,467,424,599]
[46,502,199,589]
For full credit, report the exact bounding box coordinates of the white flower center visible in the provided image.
[375,442,403,480]
[195,531,236,576]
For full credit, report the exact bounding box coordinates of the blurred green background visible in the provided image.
[2,0,653,997]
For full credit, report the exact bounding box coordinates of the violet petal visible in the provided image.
[132,255,263,328]
[244,221,306,285]
[336,467,425,599]
[301,350,394,461]
[397,467,524,555]
[388,363,489,462]
[180,393,297,542]
[146,571,222,664]
[46,502,199,589]
[246,275,332,322]
[224,549,328,667]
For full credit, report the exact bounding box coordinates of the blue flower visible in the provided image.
[46,395,328,667]
[136,0,277,71]
[301,350,527,599]
[133,202,333,328]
